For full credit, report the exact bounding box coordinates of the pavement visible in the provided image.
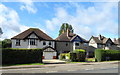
[1,60,119,70]
[43,59,66,64]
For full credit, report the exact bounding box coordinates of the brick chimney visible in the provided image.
[99,34,102,40]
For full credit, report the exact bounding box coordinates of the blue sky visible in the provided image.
[0,1,118,40]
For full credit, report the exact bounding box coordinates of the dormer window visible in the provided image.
[16,39,20,46]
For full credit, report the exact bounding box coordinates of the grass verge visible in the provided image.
[2,63,44,66]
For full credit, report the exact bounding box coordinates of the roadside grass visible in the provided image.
[2,63,44,66]
[66,62,88,64]
[86,58,95,62]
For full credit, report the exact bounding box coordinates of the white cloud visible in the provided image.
[20,0,37,14]
[0,3,29,40]
[45,2,118,40]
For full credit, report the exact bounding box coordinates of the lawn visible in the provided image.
[2,63,44,66]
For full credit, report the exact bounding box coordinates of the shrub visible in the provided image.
[60,53,70,60]
[95,49,120,62]
[70,49,86,62]
[2,48,43,65]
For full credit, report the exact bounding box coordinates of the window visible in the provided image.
[66,43,68,46]
[84,43,87,46]
[16,39,20,46]
[75,42,79,46]
[98,44,101,48]
[106,43,111,47]
[49,41,51,45]
[43,41,46,45]
[30,39,36,45]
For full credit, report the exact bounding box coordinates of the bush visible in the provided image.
[60,53,70,60]
[70,49,86,62]
[2,48,43,65]
[95,49,120,62]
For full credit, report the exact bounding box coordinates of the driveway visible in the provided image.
[43,59,66,64]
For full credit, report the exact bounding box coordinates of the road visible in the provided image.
[1,62,119,73]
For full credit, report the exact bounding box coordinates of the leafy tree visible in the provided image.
[59,23,74,35]
[2,39,12,48]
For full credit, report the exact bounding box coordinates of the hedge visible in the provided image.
[70,49,86,62]
[60,53,70,60]
[2,48,43,65]
[95,49,120,62]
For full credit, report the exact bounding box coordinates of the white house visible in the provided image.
[11,28,57,59]
[89,35,116,50]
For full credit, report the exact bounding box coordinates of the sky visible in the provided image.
[0,1,118,40]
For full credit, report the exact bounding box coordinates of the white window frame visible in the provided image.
[29,39,36,45]
[16,39,20,46]
[75,42,80,46]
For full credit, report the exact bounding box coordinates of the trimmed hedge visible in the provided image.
[95,49,120,62]
[2,48,43,65]
[60,53,70,60]
[70,49,86,62]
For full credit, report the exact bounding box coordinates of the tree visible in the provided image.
[59,23,74,35]
[2,39,12,48]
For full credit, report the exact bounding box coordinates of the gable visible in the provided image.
[27,33,38,39]
[89,38,96,44]
[106,39,113,45]
[71,35,85,42]
[11,28,53,40]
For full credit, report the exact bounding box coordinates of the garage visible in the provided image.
[43,46,57,60]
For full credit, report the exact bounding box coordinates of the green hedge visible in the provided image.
[70,49,86,62]
[2,48,43,65]
[60,53,70,60]
[95,49,120,62]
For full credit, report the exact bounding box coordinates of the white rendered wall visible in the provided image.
[89,38,97,48]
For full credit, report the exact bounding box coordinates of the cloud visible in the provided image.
[45,2,118,39]
[0,3,29,40]
[20,0,37,14]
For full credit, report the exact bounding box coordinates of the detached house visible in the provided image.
[113,38,120,49]
[11,28,57,59]
[89,35,116,50]
[55,29,88,54]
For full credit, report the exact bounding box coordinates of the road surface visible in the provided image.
[1,62,119,73]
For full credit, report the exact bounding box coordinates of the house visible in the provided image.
[11,28,57,59]
[113,38,120,49]
[89,35,116,50]
[55,29,88,55]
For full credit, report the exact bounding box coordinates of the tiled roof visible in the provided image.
[55,32,75,41]
[11,28,53,40]
[114,38,120,45]
[55,32,88,42]
[92,37,102,44]
[92,35,114,44]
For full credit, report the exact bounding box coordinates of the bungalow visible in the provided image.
[55,29,89,54]
[11,28,57,60]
